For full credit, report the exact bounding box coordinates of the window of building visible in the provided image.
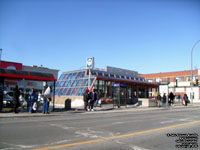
[186,76,192,82]
[147,79,152,82]
[176,76,184,82]
[156,78,162,82]
[110,74,114,78]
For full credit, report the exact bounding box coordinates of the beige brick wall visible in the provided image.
[55,96,84,109]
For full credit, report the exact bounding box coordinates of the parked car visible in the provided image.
[3,93,13,111]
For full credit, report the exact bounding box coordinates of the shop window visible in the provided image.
[156,78,162,82]
[110,74,114,77]
[176,76,184,82]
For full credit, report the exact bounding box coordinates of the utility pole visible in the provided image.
[0,49,2,68]
[191,40,200,104]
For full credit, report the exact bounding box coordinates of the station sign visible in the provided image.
[86,57,94,69]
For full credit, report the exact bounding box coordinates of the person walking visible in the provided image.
[88,88,97,111]
[162,93,167,107]
[13,85,20,113]
[169,92,175,106]
[28,88,37,113]
[157,93,161,107]
[43,84,51,114]
[83,88,90,112]
[183,93,188,106]
[0,87,3,112]
[94,91,100,107]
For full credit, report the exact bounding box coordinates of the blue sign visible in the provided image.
[114,83,127,87]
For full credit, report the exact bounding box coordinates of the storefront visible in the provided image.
[0,68,57,111]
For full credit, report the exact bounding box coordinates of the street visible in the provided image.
[0,107,200,150]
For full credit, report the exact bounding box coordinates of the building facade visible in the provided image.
[140,70,200,102]
[55,66,158,108]
[0,60,59,92]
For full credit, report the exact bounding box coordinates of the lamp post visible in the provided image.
[0,48,2,68]
[191,40,200,104]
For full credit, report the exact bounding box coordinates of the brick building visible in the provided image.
[140,70,200,102]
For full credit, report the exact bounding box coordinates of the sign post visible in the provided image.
[86,57,94,90]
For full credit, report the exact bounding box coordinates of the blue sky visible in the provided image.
[0,0,200,76]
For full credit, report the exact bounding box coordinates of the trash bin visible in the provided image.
[65,99,71,110]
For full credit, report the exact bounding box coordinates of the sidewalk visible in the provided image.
[0,103,200,118]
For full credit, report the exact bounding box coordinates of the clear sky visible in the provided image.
[0,0,200,76]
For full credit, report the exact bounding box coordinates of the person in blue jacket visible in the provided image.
[28,88,37,113]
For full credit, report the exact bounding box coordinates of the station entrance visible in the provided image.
[113,83,128,108]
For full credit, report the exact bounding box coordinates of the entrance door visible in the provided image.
[120,87,127,106]
[113,84,127,107]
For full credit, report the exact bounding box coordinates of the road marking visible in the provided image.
[160,120,174,124]
[33,120,200,150]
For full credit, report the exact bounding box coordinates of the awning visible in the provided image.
[0,68,56,81]
[96,76,158,88]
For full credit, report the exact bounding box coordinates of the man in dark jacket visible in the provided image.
[89,88,97,111]
[183,94,189,106]
[169,92,175,106]
[162,93,167,107]
[157,93,161,107]
[83,88,90,111]
[13,85,20,113]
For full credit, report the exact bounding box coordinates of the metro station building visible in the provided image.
[55,65,158,108]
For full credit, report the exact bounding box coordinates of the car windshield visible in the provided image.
[4,94,13,100]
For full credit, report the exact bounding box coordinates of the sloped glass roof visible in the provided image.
[55,70,95,96]
[55,68,158,96]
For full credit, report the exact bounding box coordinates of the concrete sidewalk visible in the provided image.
[0,103,200,118]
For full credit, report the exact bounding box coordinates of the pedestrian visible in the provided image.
[28,88,37,113]
[162,93,166,107]
[168,92,175,106]
[183,93,188,106]
[94,90,100,107]
[88,88,97,111]
[0,87,3,112]
[13,85,20,113]
[157,93,161,107]
[43,84,51,114]
[83,88,90,112]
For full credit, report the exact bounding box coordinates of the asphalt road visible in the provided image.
[0,108,200,150]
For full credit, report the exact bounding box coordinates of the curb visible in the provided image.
[0,105,200,118]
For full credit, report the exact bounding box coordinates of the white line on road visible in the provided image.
[160,120,174,124]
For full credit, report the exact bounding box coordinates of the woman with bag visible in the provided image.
[42,84,51,114]
[28,88,37,113]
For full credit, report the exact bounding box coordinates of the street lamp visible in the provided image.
[0,48,2,68]
[191,40,200,104]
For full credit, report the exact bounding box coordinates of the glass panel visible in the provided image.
[62,88,68,95]
[66,88,72,95]
[77,88,83,96]
[66,80,72,87]
[70,88,75,95]
[63,74,69,80]
[60,81,65,87]
[66,73,72,80]
[90,78,95,86]
[70,73,77,80]
[71,80,77,87]
[73,88,79,95]
[59,74,65,81]
[82,79,88,87]
[58,88,64,96]
[55,88,60,95]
